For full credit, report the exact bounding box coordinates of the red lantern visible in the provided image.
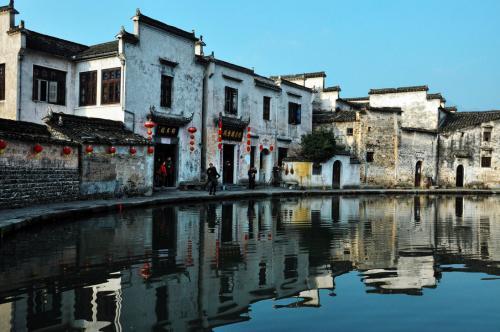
[218,129,222,135]
[190,146,195,152]
[247,127,251,132]
[188,127,197,134]
[85,145,93,154]
[246,140,251,145]
[0,139,6,150]
[190,134,195,139]
[218,136,222,142]
[129,146,137,155]
[147,146,154,154]
[33,143,43,154]
[270,145,274,152]
[189,141,195,146]
[108,146,116,155]
[246,133,251,139]
[246,146,251,152]
[259,144,263,151]
[144,120,155,129]
[62,146,72,155]
[218,143,222,150]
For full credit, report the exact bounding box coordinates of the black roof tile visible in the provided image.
[313,110,357,124]
[45,112,149,145]
[440,111,500,132]
[0,118,75,145]
[369,85,428,95]
[136,12,197,42]
[24,29,87,58]
[269,72,326,81]
[73,41,118,60]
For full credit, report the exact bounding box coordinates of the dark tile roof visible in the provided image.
[214,116,250,130]
[440,106,457,113]
[313,110,357,124]
[343,96,369,102]
[269,71,326,81]
[118,29,139,44]
[367,106,403,114]
[276,78,313,93]
[439,111,500,132]
[73,41,118,60]
[213,57,254,75]
[369,85,428,95]
[401,127,437,135]
[45,112,149,145]
[135,12,197,42]
[0,118,75,145]
[336,98,366,110]
[150,110,193,126]
[323,86,341,92]
[426,93,446,103]
[254,76,282,92]
[23,29,87,58]
[0,1,18,14]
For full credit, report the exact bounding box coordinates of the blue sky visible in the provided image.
[15,0,500,111]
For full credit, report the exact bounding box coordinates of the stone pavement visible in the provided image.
[0,187,498,237]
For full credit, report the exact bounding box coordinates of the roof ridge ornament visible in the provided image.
[135,8,141,16]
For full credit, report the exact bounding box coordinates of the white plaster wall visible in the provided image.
[124,22,204,183]
[398,131,438,187]
[73,56,123,121]
[369,91,439,130]
[0,12,21,120]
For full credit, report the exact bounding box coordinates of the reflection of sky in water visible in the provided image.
[0,195,499,331]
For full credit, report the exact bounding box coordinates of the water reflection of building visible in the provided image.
[1,195,500,330]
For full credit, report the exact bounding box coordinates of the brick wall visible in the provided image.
[0,138,79,208]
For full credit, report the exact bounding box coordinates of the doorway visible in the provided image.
[332,160,342,189]
[223,144,235,184]
[154,144,178,187]
[278,147,288,167]
[456,165,464,187]
[259,148,271,183]
[415,161,422,187]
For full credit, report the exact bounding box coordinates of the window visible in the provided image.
[224,86,238,114]
[0,64,4,101]
[481,156,491,168]
[101,68,121,104]
[161,75,173,108]
[288,102,301,125]
[483,129,492,142]
[263,96,271,120]
[79,71,97,106]
[312,163,322,175]
[366,151,374,162]
[347,128,354,136]
[32,65,66,105]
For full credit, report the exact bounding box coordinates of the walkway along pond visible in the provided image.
[0,195,499,331]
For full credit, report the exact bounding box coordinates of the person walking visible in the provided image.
[207,163,220,195]
[248,166,257,189]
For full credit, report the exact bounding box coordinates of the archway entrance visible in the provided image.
[332,160,342,189]
[415,161,422,187]
[456,165,464,187]
[259,148,271,183]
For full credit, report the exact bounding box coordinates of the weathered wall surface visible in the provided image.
[398,131,438,187]
[281,155,360,189]
[80,145,153,198]
[0,138,79,208]
[0,11,21,120]
[124,22,204,183]
[439,121,500,188]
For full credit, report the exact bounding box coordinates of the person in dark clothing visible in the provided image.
[165,157,175,187]
[206,163,220,195]
[272,163,281,187]
[248,166,257,189]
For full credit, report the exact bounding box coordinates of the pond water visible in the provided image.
[0,195,499,331]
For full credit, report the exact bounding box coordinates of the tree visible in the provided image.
[300,129,336,162]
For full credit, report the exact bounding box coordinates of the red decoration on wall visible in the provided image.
[0,139,6,154]
[129,146,137,155]
[189,141,195,146]
[62,146,72,155]
[188,127,197,134]
[218,143,222,150]
[190,146,195,152]
[246,146,251,152]
[246,133,251,139]
[270,145,274,152]
[85,145,93,154]
[33,144,43,154]
[259,144,263,151]
[147,146,154,154]
[190,134,195,139]
[108,146,116,155]
[246,140,251,145]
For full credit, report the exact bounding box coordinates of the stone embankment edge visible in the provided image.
[0,189,497,238]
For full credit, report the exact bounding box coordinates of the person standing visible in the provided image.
[159,161,167,188]
[248,166,257,189]
[272,163,281,187]
[165,157,175,187]
[207,163,220,195]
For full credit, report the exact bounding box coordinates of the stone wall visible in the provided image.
[0,138,79,208]
[80,145,153,198]
[438,120,500,188]
[398,130,438,187]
